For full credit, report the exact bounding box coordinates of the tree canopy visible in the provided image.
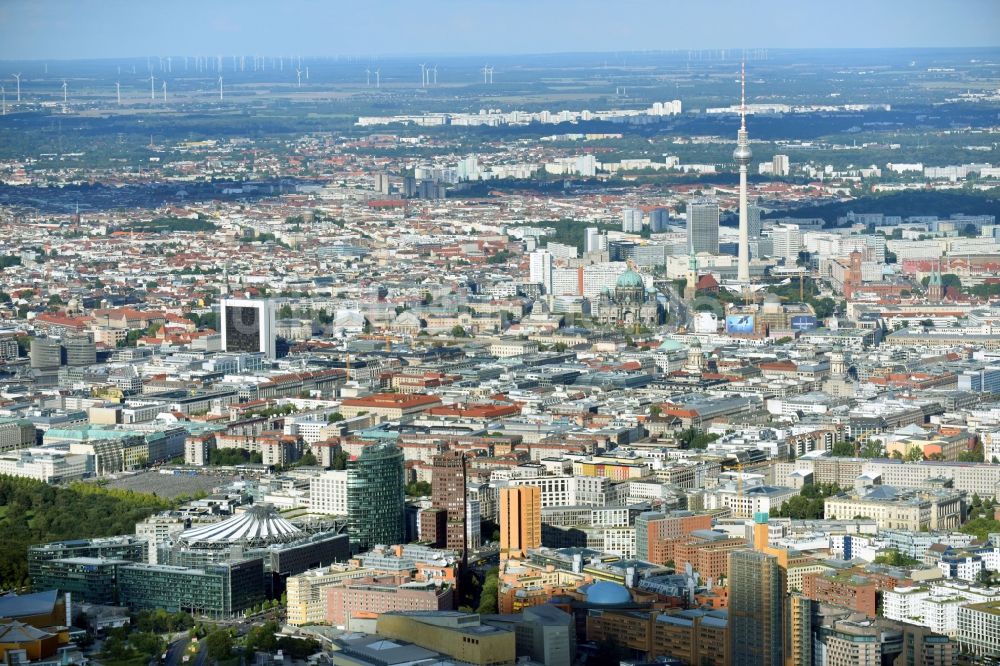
[0,476,172,589]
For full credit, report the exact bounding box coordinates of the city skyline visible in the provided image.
[1,0,999,61]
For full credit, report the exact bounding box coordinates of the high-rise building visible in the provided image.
[347,443,406,552]
[499,486,541,560]
[220,298,276,359]
[584,227,603,254]
[429,451,467,556]
[310,470,348,515]
[373,172,391,195]
[729,549,786,666]
[734,62,753,286]
[649,208,670,233]
[528,250,553,294]
[687,198,720,254]
[769,224,802,263]
[622,208,644,233]
[748,201,763,240]
[30,338,62,370]
[772,154,790,177]
[62,334,96,367]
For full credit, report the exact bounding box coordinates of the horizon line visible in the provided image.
[2,45,1000,64]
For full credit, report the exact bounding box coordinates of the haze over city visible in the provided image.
[1,0,1000,60]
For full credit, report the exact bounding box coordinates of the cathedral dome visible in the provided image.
[616,269,644,289]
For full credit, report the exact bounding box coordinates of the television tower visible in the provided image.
[734,61,752,287]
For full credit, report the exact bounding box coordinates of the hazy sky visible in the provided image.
[1,0,998,60]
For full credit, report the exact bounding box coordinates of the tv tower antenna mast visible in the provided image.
[734,59,752,288]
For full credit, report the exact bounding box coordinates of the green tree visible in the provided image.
[204,628,234,661]
[405,481,432,497]
[477,567,499,614]
[327,412,344,423]
[244,621,279,654]
[872,548,919,567]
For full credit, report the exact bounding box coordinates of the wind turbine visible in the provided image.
[61,80,68,104]
[432,65,438,85]
[167,56,172,73]
[148,74,156,100]
[365,68,370,86]
[115,81,121,105]
[419,63,427,87]
[12,73,21,102]
[162,80,167,102]
[305,66,309,80]
[375,69,380,88]
[296,69,302,87]
[218,75,224,101]
[482,65,489,84]
[487,66,494,84]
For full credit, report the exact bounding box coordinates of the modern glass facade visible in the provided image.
[28,537,146,581]
[347,443,406,552]
[117,559,265,619]
[686,198,720,254]
[31,557,125,605]
[729,550,786,666]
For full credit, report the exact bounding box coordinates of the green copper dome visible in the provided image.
[616,269,644,289]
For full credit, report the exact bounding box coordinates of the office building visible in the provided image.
[325,576,454,629]
[0,418,36,453]
[649,208,670,233]
[772,154,790,177]
[769,224,802,263]
[634,511,713,564]
[347,443,406,552]
[158,505,350,596]
[687,198,720,254]
[729,549,786,666]
[529,250,553,294]
[748,201,763,239]
[0,447,89,483]
[28,536,147,582]
[310,470,348,515]
[30,338,62,370]
[957,601,1000,658]
[500,486,541,560]
[428,451,467,554]
[584,228,607,254]
[374,172,391,194]
[219,297,276,359]
[62,334,96,367]
[622,208,643,233]
[30,557,125,605]
[117,560,265,619]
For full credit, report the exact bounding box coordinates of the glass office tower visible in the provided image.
[346,443,406,552]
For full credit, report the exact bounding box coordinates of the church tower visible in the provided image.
[684,247,699,301]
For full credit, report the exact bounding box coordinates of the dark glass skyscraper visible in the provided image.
[346,443,406,552]
[729,549,786,666]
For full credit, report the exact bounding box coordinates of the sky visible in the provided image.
[0,0,998,61]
